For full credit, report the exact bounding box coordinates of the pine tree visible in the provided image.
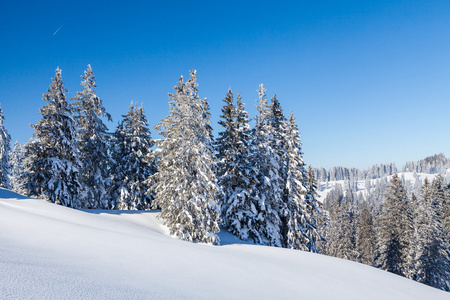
[356,201,376,266]
[72,65,112,209]
[303,165,323,252]
[251,84,283,246]
[24,68,82,208]
[268,95,293,247]
[443,183,450,242]
[10,142,27,194]
[283,112,309,250]
[414,180,432,279]
[215,89,261,242]
[414,176,450,290]
[110,102,157,210]
[0,105,11,189]
[269,94,289,183]
[150,70,220,244]
[326,195,357,261]
[376,173,414,277]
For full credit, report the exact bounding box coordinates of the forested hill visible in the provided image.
[315,153,450,292]
[313,153,449,183]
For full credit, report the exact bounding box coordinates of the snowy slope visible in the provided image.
[0,189,448,299]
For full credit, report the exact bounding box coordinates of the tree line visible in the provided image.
[4,66,448,291]
[320,173,450,291]
[0,66,321,251]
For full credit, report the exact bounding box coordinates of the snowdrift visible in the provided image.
[0,189,448,299]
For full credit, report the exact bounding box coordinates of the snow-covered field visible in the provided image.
[0,189,448,299]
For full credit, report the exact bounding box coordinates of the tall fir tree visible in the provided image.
[215,89,262,242]
[110,102,157,210]
[283,112,322,251]
[150,70,220,244]
[414,176,450,290]
[283,112,309,250]
[303,165,323,252]
[413,182,431,281]
[24,68,82,208]
[443,183,450,243]
[356,201,376,266]
[269,95,293,247]
[72,65,112,208]
[0,105,11,189]
[376,173,414,277]
[251,84,283,246]
[326,195,357,260]
[10,142,26,194]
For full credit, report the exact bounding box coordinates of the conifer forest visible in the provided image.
[1,66,450,292]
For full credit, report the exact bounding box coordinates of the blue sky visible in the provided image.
[1,0,450,169]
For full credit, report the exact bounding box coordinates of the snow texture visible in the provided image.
[0,190,448,299]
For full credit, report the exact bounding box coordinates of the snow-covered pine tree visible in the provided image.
[215,89,262,242]
[283,112,309,250]
[269,94,289,182]
[0,105,11,189]
[150,70,220,244]
[414,176,450,290]
[283,111,322,251]
[303,165,323,252]
[443,183,450,242]
[72,65,112,209]
[326,194,357,260]
[268,94,295,248]
[110,102,157,210]
[356,201,376,266]
[250,84,283,246]
[376,173,414,277]
[413,180,432,280]
[24,68,82,208]
[10,142,27,194]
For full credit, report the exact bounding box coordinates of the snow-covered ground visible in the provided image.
[0,189,448,299]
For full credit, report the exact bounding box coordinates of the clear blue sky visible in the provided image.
[1,0,450,169]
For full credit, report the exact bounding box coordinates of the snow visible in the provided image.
[0,189,448,299]
[317,171,448,201]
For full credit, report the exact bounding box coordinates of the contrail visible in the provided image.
[53,24,63,36]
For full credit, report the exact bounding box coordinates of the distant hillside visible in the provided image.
[314,153,450,207]
[314,153,449,182]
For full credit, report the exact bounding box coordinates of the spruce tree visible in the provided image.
[414,181,430,277]
[268,95,293,247]
[269,95,289,183]
[376,173,414,277]
[283,112,309,250]
[0,105,11,189]
[415,176,450,290]
[10,142,26,194]
[356,201,376,266]
[282,109,322,252]
[304,165,323,252]
[110,102,157,210]
[215,89,261,242]
[326,196,357,261]
[24,68,82,208]
[150,70,220,244]
[72,65,112,209]
[251,84,283,246]
[443,183,450,242]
